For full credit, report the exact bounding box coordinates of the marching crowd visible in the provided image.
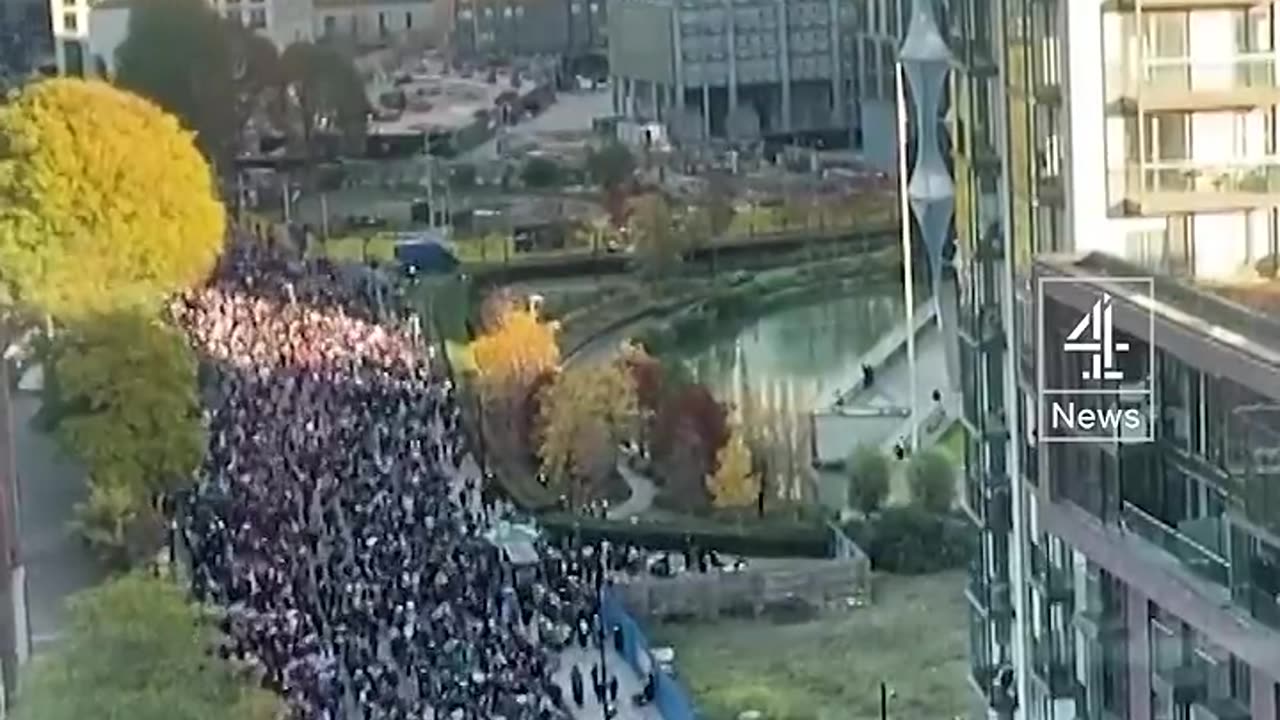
[172,239,613,720]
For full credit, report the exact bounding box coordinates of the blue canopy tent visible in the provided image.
[393,230,460,276]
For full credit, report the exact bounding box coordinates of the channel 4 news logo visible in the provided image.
[1038,277,1155,445]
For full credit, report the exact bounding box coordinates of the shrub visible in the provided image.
[843,506,973,574]
[846,444,890,515]
[907,447,956,513]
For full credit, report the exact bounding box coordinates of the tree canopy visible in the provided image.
[16,573,279,720]
[0,79,224,322]
[908,448,956,514]
[54,311,204,564]
[627,194,682,277]
[538,362,637,507]
[280,41,369,158]
[847,444,890,516]
[469,301,560,398]
[114,0,267,165]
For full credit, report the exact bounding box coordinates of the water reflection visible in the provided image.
[673,290,904,414]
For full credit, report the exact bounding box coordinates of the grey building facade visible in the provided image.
[606,0,852,143]
[949,0,1280,717]
[451,0,607,60]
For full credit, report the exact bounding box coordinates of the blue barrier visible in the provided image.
[599,585,699,720]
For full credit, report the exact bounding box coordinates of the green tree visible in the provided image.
[627,194,682,278]
[587,142,635,225]
[586,141,635,190]
[54,311,204,564]
[280,41,369,158]
[16,573,279,720]
[521,156,563,188]
[908,447,956,514]
[114,0,274,166]
[0,79,224,323]
[846,444,890,516]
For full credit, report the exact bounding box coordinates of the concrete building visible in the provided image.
[951,0,1280,719]
[55,0,314,76]
[450,0,607,62]
[606,0,851,145]
[314,0,446,47]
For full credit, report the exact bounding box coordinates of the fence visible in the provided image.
[613,555,869,621]
[599,585,699,720]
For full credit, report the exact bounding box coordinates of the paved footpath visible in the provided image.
[554,645,663,720]
[12,390,102,654]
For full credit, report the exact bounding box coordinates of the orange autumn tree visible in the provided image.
[468,296,560,455]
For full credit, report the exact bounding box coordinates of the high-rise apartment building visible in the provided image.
[606,0,852,144]
[951,0,1280,718]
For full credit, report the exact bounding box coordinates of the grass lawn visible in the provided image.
[648,571,975,720]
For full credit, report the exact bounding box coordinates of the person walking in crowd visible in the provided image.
[175,238,615,720]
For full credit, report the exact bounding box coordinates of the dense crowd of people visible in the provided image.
[172,239,613,720]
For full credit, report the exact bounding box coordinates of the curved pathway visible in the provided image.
[607,460,658,520]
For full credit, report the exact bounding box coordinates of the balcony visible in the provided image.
[1108,0,1273,11]
[1115,158,1280,215]
[1191,697,1252,720]
[1110,54,1280,112]
[1120,501,1230,588]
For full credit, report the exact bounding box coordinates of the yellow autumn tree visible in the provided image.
[469,302,560,394]
[0,78,224,323]
[468,299,560,453]
[538,361,637,508]
[707,430,759,511]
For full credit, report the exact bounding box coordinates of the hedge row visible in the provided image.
[537,512,832,558]
[842,506,975,575]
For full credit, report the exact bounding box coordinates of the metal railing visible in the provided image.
[1120,501,1230,588]
[1142,53,1278,94]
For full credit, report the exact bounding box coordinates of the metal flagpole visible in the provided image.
[895,61,920,452]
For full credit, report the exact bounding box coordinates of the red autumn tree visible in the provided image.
[652,382,729,484]
[520,368,557,458]
[623,346,666,414]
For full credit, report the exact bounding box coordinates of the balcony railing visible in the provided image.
[1145,53,1276,92]
[1109,53,1280,110]
[1116,157,1280,213]
[1120,501,1230,587]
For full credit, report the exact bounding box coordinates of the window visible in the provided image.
[248,8,266,28]
[405,11,412,28]
[378,11,387,36]
[323,15,336,34]
[63,11,77,32]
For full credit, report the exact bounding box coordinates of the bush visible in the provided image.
[537,513,830,558]
[846,444,890,515]
[908,447,956,513]
[521,156,563,188]
[843,506,973,574]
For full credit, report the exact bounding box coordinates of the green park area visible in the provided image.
[650,571,974,720]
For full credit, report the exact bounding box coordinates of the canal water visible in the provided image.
[665,289,906,510]
[670,289,903,414]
